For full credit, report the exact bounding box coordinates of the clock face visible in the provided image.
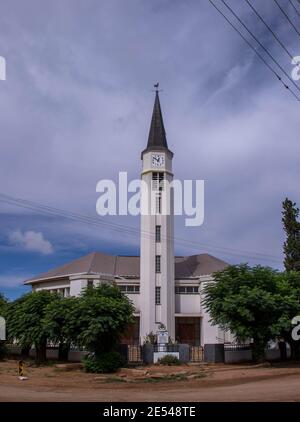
[151,154,165,167]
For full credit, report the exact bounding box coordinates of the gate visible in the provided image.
[189,345,204,362]
[127,344,143,364]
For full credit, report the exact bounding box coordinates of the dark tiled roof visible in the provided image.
[24,252,228,284]
[144,92,169,152]
[174,254,228,277]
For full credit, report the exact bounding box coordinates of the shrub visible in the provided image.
[83,352,124,373]
[143,331,156,344]
[158,354,180,366]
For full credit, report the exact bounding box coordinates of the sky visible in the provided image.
[0,0,299,300]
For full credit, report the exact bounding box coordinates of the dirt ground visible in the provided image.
[1,359,300,402]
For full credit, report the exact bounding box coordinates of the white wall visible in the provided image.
[200,279,221,345]
[70,278,86,296]
[140,149,175,339]
[175,294,200,314]
[33,279,70,291]
[126,293,140,312]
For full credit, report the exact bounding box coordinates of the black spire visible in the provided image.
[146,90,169,151]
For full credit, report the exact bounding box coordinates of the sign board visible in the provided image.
[157,328,168,345]
[0,316,5,341]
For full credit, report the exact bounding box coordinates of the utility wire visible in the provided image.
[208,0,300,101]
[0,193,282,261]
[245,0,296,61]
[288,0,300,18]
[273,0,300,37]
[0,192,283,263]
[221,0,300,95]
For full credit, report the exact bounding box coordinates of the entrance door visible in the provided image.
[175,317,201,345]
[120,317,140,344]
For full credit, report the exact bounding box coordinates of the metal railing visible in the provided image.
[153,344,179,353]
[224,343,251,351]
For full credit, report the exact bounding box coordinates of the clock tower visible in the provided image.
[140,90,175,341]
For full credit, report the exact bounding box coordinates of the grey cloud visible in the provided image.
[0,0,299,269]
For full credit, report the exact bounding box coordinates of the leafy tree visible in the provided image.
[44,283,134,370]
[6,291,59,363]
[73,284,134,356]
[43,296,80,360]
[282,198,300,271]
[0,293,8,360]
[274,271,300,359]
[202,265,283,362]
[5,284,134,369]
[0,293,7,315]
[281,198,300,358]
[5,294,31,358]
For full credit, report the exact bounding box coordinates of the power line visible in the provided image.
[245,0,296,61]
[0,194,283,263]
[221,0,300,95]
[273,0,300,37]
[0,192,283,263]
[288,0,300,18]
[208,0,300,101]
[0,193,281,261]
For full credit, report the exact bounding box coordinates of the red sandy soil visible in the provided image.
[1,360,300,402]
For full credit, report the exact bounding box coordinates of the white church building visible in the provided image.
[24,91,231,358]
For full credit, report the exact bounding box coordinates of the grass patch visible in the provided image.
[105,376,128,383]
[143,373,188,383]
[192,372,207,379]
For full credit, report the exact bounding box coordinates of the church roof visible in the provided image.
[143,91,171,154]
[24,251,228,284]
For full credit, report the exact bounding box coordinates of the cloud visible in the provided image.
[0,274,32,288]
[8,229,54,255]
[0,0,298,273]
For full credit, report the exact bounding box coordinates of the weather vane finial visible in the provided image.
[151,82,162,94]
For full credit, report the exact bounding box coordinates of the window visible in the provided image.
[152,172,158,191]
[155,255,161,273]
[65,287,70,297]
[152,172,164,191]
[155,225,161,243]
[158,173,164,191]
[155,286,161,305]
[155,193,162,214]
[119,285,140,294]
[87,280,94,288]
[175,286,199,294]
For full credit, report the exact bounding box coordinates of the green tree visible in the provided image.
[43,296,79,361]
[202,265,282,362]
[0,293,7,315]
[5,284,134,368]
[44,284,134,371]
[274,271,300,359]
[282,198,300,271]
[6,291,59,363]
[73,284,134,356]
[0,293,8,359]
